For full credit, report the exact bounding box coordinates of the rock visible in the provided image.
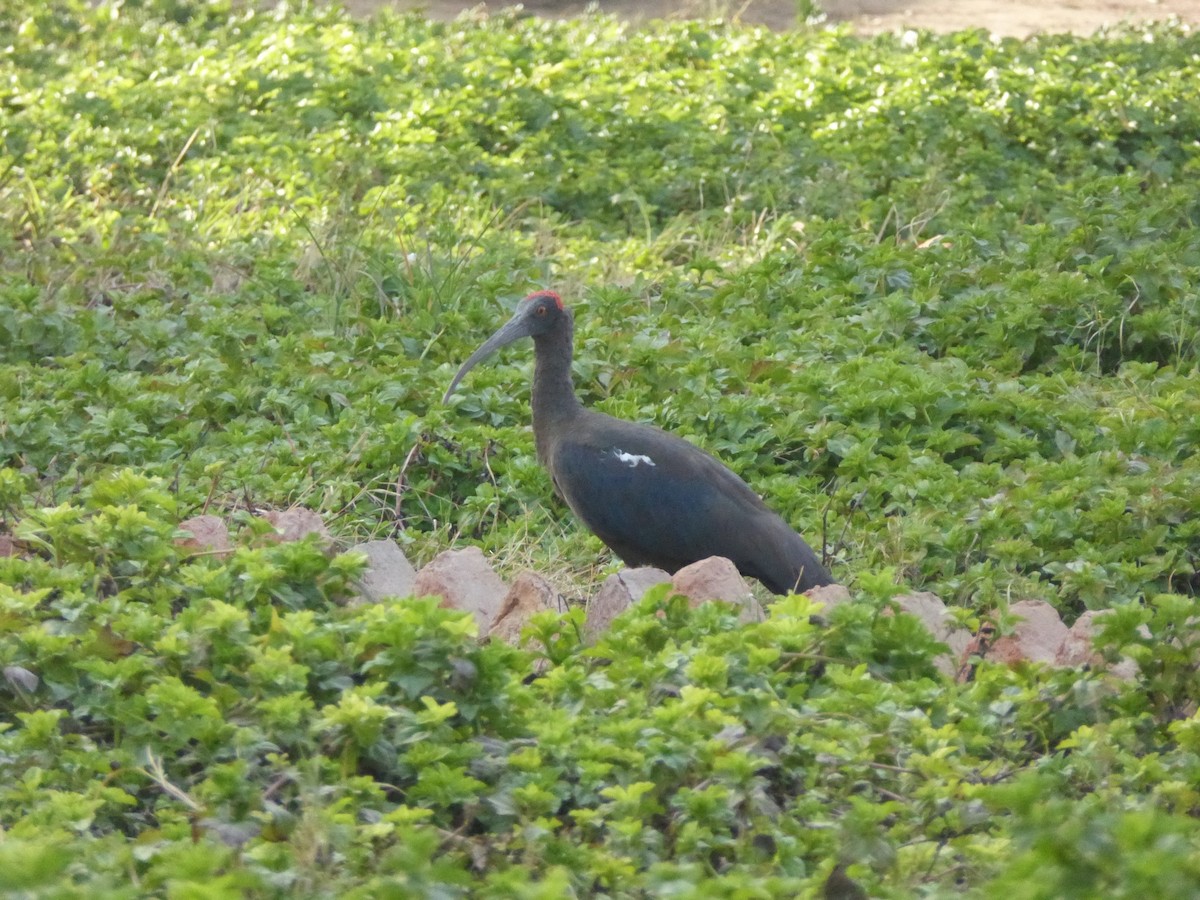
[806,583,853,611]
[177,515,233,557]
[892,591,973,677]
[1055,610,1107,667]
[3,665,38,694]
[1055,610,1139,680]
[413,546,507,633]
[671,556,750,604]
[672,556,763,623]
[617,566,674,602]
[349,539,417,603]
[259,508,330,545]
[986,599,1069,666]
[584,567,671,642]
[0,532,17,557]
[487,572,562,645]
[892,592,946,631]
[1108,656,1140,681]
[956,623,999,683]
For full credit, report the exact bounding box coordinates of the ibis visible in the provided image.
[443,291,835,594]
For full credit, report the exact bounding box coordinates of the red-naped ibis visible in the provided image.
[443,291,835,594]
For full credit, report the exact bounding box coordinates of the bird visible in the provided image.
[443,290,835,595]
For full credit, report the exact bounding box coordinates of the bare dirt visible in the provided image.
[342,0,1199,37]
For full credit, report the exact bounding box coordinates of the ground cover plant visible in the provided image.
[2,0,1199,895]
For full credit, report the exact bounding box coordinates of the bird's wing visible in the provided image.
[548,415,781,572]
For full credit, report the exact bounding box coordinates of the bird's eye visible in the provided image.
[535,305,547,316]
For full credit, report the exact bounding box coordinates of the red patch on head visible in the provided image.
[528,290,563,310]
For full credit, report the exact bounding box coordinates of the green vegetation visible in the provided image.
[2,0,1198,895]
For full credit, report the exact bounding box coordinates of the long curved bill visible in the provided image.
[442,314,535,403]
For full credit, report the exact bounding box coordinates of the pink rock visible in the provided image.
[893,592,948,633]
[1056,610,1106,667]
[350,539,417,602]
[0,532,17,557]
[487,572,562,645]
[177,515,233,557]
[892,591,973,677]
[1055,610,1140,679]
[987,600,1069,665]
[672,557,750,604]
[1108,658,1140,681]
[955,624,998,683]
[585,567,671,641]
[259,508,330,545]
[3,665,38,694]
[807,583,853,611]
[672,556,763,623]
[618,566,674,602]
[413,547,507,633]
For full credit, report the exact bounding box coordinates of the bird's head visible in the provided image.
[443,291,571,403]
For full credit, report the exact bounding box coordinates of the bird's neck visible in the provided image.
[530,321,582,464]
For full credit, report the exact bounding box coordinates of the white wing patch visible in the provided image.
[612,449,656,468]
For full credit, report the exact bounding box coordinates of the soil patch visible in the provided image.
[341,0,1198,37]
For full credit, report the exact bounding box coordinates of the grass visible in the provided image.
[1,1,1199,895]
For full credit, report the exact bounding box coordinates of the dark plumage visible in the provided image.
[443,290,835,594]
